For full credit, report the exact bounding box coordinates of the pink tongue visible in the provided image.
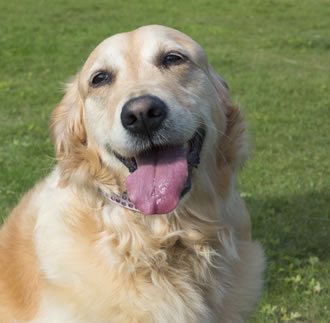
[125,146,188,215]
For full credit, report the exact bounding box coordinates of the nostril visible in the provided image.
[124,113,137,126]
[148,107,163,118]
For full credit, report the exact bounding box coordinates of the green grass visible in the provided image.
[0,0,329,321]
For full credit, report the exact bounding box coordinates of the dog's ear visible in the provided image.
[208,65,248,195]
[49,74,118,190]
[50,74,86,159]
[208,64,230,105]
[208,65,251,240]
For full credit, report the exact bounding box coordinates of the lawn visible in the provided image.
[0,0,329,321]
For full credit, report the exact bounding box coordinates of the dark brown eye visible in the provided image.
[91,71,112,87]
[162,54,184,68]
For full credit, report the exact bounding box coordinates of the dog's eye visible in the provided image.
[91,71,112,87]
[162,54,185,68]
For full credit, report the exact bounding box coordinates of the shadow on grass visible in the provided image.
[248,191,330,261]
[246,190,330,291]
[246,191,330,323]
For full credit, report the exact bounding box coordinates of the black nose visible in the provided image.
[121,95,168,136]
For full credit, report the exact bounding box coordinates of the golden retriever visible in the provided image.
[0,25,264,322]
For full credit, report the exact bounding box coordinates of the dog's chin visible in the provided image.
[113,128,205,215]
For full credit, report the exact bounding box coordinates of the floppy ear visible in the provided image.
[49,74,119,191]
[208,65,252,240]
[208,65,248,195]
[50,74,86,159]
[208,65,230,105]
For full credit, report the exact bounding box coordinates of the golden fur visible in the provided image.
[0,25,264,322]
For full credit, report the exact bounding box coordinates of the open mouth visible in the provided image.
[114,127,205,215]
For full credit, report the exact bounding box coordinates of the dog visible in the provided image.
[0,25,264,322]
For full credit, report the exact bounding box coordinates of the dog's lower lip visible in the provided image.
[114,153,137,173]
[187,127,205,167]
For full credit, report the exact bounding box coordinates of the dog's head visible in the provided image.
[51,25,247,215]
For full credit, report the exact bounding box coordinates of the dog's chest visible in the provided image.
[37,250,215,323]
[35,204,217,322]
[38,247,214,321]
[86,247,214,322]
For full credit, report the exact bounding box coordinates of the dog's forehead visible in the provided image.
[84,25,206,73]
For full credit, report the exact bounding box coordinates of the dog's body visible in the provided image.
[0,25,264,322]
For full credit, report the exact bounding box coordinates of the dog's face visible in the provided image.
[52,25,242,215]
